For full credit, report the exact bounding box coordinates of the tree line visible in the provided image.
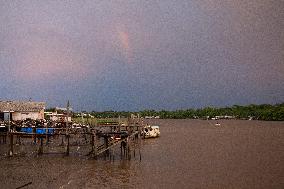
[73,103,284,121]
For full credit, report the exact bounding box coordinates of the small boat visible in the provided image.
[143,125,160,138]
[215,122,221,126]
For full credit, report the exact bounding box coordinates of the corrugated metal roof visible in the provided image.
[0,101,45,112]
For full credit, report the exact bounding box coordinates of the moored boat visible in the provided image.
[143,125,160,138]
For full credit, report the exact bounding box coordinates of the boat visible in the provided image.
[215,122,221,126]
[143,125,160,138]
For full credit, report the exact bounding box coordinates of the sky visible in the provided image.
[0,0,283,111]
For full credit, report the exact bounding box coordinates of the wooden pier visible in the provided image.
[1,117,144,161]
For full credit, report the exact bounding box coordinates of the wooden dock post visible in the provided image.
[121,141,126,158]
[66,100,70,156]
[91,133,94,151]
[9,133,13,156]
[138,117,142,162]
[104,136,109,157]
[120,142,123,159]
[139,149,141,161]
[38,137,43,155]
[60,135,64,146]
[33,127,36,144]
[66,134,70,156]
[91,131,98,158]
[128,139,131,160]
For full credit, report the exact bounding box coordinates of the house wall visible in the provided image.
[12,111,44,121]
[39,109,44,119]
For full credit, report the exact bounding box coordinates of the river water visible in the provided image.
[0,119,283,189]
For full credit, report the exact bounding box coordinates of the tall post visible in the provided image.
[8,110,13,156]
[8,110,10,133]
[66,100,70,132]
[66,100,70,156]
[119,116,121,132]
[138,115,142,162]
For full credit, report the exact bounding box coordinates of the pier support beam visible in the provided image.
[91,132,97,158]
[104,136,109,157]
[66,134,70,156]
[9,133,13,156]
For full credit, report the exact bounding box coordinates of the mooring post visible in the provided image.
[46,135,50,145]
[121,141,126,158]
[125,138,128,159]
[9,133,13,156]
[61,135,64,146]
[66,100,70,156]
[66,134,70,155]
[38,137,43,155]
[91,132,96,157]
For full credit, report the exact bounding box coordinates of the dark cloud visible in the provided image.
[0,0,283,111]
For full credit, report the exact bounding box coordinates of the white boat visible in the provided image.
[143,125,160,138]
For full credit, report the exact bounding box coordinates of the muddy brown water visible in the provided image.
[0,119,283,189]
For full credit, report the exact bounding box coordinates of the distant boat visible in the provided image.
[143,125,160,138]
[215,122,221,126]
